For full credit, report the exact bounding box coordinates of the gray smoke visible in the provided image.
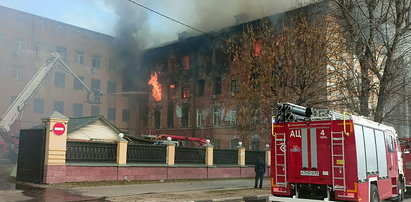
[98,0,308,90]
[104,0,307,48]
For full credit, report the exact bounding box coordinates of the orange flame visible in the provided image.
[148,72,162,102]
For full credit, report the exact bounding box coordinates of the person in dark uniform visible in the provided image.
[254,155,266,188]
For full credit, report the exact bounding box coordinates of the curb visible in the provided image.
[191,194,270,202]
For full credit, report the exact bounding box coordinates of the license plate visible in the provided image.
[300,170,319,176]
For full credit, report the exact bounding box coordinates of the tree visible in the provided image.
[326,0,411,123]
[225,10,329,140]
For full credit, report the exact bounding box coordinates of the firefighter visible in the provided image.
[254,155,266,188]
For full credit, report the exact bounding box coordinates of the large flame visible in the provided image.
[148,72,162,102]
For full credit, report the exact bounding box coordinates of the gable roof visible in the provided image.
[67,115,120,133]
[32,115,120,133]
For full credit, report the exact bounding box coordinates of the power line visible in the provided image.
[127,0,209,36]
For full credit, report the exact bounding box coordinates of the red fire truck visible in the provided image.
[271,103,405,201]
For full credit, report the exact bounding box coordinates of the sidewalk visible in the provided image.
[65,178,271,201]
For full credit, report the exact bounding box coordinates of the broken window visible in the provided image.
[183,56,190,70]
[213,107,222,126]
[182,86,190,99]
[214,76,222,95]
[181,105,189,127]
[231,74,240,95]
[154,110,161,129]
[169,57,176,72]
[197,79,205,97]
[214,48,226,65]
[167,103,174,128]
[254,39,261,57]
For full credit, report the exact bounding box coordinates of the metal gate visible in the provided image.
[16,129,46,183]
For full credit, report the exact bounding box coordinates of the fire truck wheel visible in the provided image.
[370,184,380,202]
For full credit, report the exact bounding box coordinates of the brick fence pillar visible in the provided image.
[237,142,245,166]
[43,111,69,184]
[204,140,213,166]
[116,133,128,165]
[166,138,176,166]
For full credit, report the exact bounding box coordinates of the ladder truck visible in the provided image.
[0,53,101,161]
[270,103,405,202]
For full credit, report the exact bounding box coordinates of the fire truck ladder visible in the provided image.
[275,132,287,189]
[331,131,346,192]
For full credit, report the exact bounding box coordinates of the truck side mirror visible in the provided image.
[404,149,410,154]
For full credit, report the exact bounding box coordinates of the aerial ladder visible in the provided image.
[0,53,102,160]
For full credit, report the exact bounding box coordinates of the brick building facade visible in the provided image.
[0,5,140,136]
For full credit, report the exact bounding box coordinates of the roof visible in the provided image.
[32,115,120,133]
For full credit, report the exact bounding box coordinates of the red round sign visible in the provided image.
[53,122,66,136]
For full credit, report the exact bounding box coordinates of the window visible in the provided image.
[14,39,26,53]
[33,99,44,114]
[228,109,237,125]
[231,74,240,95]
[91,105,100,116]
[181,105,189,127]
[91,79,101,92]
[12,65,23,80]
[53,101,64,114]
[167,103,174,128]
[107,81,116,94]
[108,59,115,73]
[73,103,83,117]
[168,57,176,72]
[154,110,161,129]
[122,109,130,122]
[56,46,67,61]
[75,51,84,65]
[197,80,205,97]
[213,107,222,126]
[250,136,260,151]
[214,76,222,95]
[73,76,84,90]
[108,107,116,121]
[183,56,190,70]
[92,55,101,68]
[54,72,65,88]
[35,43,46,56]
[230,138,239,149]
[182,86,190,99]
[213,139,221,149]
[196,108,203,127]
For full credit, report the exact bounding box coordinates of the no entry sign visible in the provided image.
[53,122,66,136]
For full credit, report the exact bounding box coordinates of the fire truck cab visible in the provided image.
[271,103,405,202]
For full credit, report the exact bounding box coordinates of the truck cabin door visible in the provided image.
[386,131,398,177]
